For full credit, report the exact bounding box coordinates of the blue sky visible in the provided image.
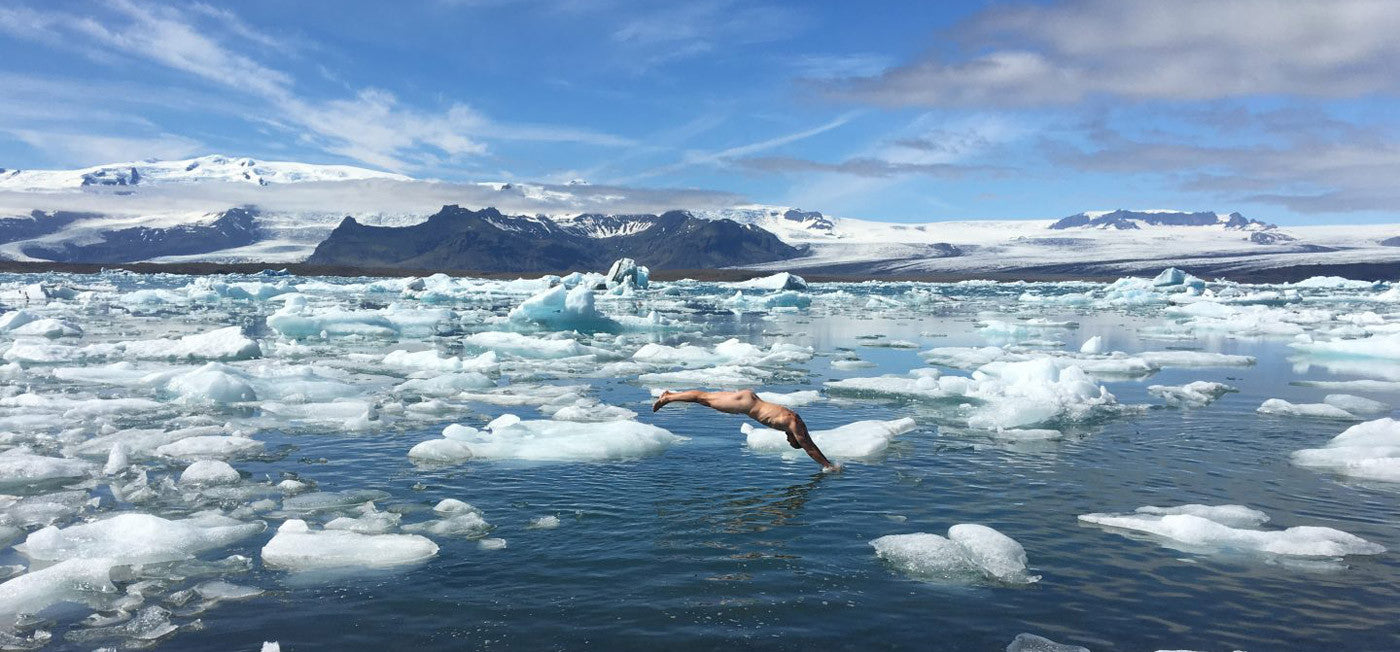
[1,0,1398,224]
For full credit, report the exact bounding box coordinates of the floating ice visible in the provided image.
[828,360,1122,431]
[382,348,499,374]
[723,290,811,310]
[1079,505,1383,557]
[755,390,824,407]
[0,558,117,617]
[410,417,685,463]
[109,327,262,361]
[393,372,495,397]
[1078,336,1104,354]
[18,512,264,564]
[479,538,507,550]
[464,331,606,359]
[729,272,807,291]
[260,519,438,570]
[743,418,915,460]
[1147,381,1236,407]
[156,435,264,460]
[632,338,812,368]
[8,317,82,339]
[527,515,561,529]
[1292,333,1400,361]
[178,460,242,486]
[637,363,777,387]
[1006,633,1089,652]
[1291,418,1400,482]
[152,363,258,403]
[1136,351,1255,368]
[605,258,650,288]
[325,503,401,534]
[1323,394,1389,416]
[508,284,616,331]
[404,511,491,538]
[0,449,93,490]
[1257,398,1360,420]
[870,524,1038,585]
[1153,267,1205,289]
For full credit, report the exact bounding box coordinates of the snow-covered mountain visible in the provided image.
[0,155,1397,278]
[0,154,409,191]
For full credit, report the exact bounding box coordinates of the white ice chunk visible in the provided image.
[1079,506,1383,557]
[1323,394,1390,416]
[463,332,605,359]
[382,349,499,373]
[1006,633,1089,652]
[111,327,262,361]
[1257,399,1360,420]
[0,449,93,490]
[1078,336,1104,354]
[178,460,242,486]
[411,416,684,463]
[260,519,438,570]
[755,390,824,407]
[870,524,1037,585]
[1146,381,1236,407]
[507,284,616,330]
[527,515,561,529]
[1291,418,1400,482]
[0,558,116,617]
[743,418,916,459]
[18,512,263,564]
[153,363,257,403]
[729,272,807,291]
[156,435,264,461]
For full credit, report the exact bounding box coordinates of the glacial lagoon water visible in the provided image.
[0,270,1398,651]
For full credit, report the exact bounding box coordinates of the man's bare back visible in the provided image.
[652,389,839,470]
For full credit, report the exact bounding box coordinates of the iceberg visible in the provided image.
[1079,505,1384,557]
[1291,418,1400,482]
[260,519,438,570]
[743,418,916,460]
[1147,381,1236,407]
[870,524,1038,585]
[409,418,685,463]
[18,512,264,564]
[729,272,807,291]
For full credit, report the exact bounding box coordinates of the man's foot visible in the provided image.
[652,392,673,412]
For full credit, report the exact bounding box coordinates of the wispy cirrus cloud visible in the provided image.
[0,0,632,171]
[822,0,1400,107]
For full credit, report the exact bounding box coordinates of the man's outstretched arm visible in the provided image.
[788,417,839,471]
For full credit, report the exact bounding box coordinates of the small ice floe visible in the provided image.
[1292,418,1400,483]
[178,460,242,486]
[463,331,607,359]
[409,416,685,463]
[18,512,264,564]
[743,418,916,460]
[526,515,561,529]
[870,524,1039,585]
[261,519,438,570]
[728,272,807,292]
[1006,633,1089,652]
[0,558,117,617]
[1257,398,1362,420]
[827,359,1128,432]
[1147,381,1236,407]
[754,390,824,407]
[1078,504,1384,558]
[0,448,94,491]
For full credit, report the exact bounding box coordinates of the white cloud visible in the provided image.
[4,130,204,165]
[826,0,1400,106]
[0,1,630,171]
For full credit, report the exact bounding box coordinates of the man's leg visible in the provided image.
[652,389,752,414]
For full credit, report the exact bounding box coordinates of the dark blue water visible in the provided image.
[4,273,1399,651]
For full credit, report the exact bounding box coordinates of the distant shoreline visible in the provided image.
[1,259,1396,284]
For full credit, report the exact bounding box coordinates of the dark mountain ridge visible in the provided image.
[306,205,804,272]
